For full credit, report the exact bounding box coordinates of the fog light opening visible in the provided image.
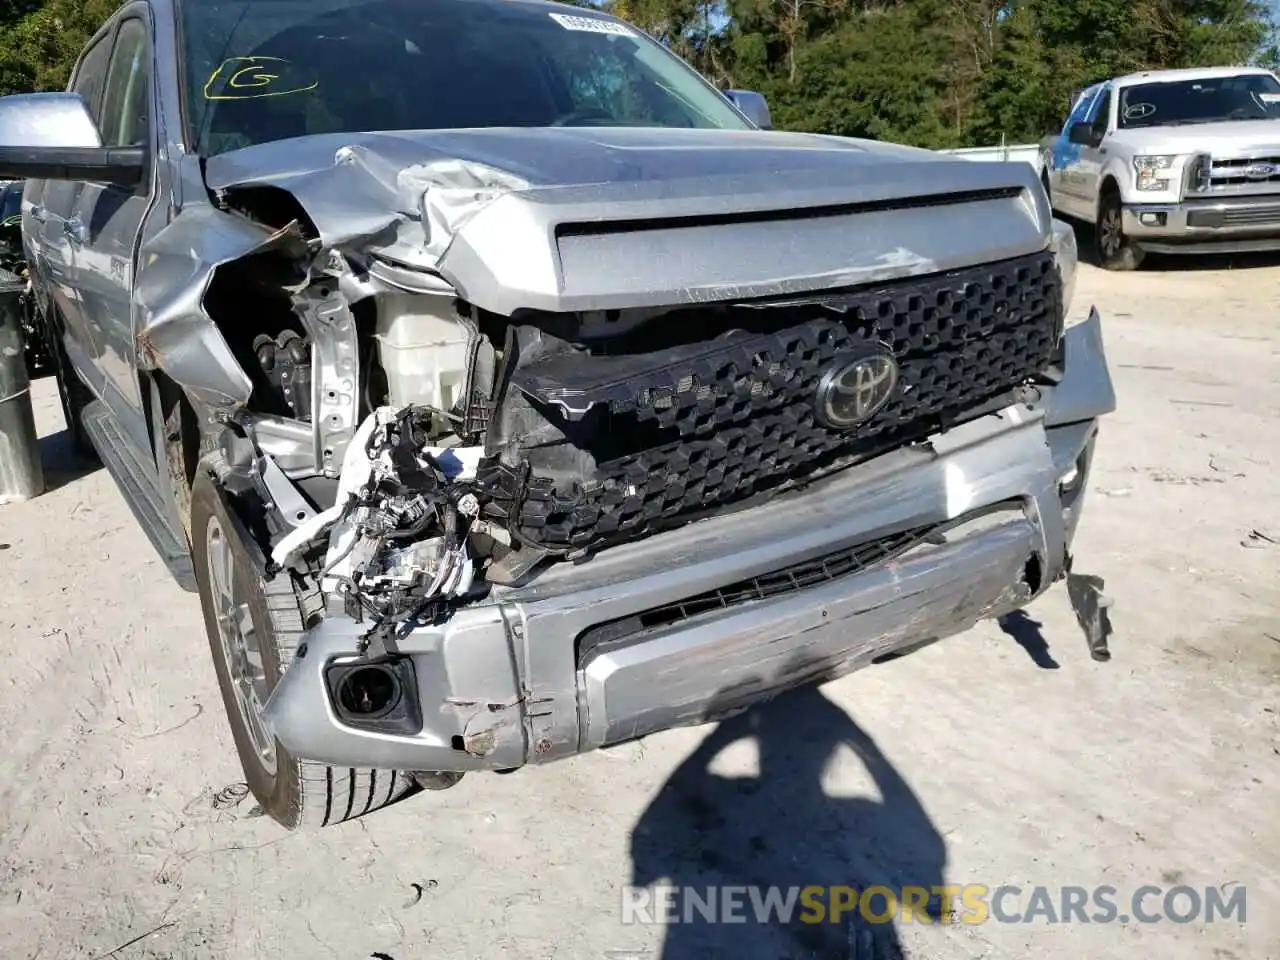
[1023,554,1044,596]
[335,665,403,720]
[1139,212,1166,227]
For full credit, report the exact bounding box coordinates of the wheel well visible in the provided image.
[148,371,201,491]
[1099,176,1121,205]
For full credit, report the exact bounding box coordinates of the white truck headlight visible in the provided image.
[1133,154,1176,191]
[1050,218,1077,317]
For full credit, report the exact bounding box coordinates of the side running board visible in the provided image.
[81,400,197,592]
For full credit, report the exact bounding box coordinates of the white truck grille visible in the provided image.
[1205,153,1280,194]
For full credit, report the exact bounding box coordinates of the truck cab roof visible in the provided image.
[1109,65,1276,88]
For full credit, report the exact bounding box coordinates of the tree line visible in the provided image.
[0,0,1274,149]
[616,0,1278,146]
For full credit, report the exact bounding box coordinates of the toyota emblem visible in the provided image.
[814,350,899,429]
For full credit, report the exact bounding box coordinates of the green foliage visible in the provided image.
[971,0,1271,141]
[0,0,1270,147]
[0,0,120,94]
[756,5,966,146]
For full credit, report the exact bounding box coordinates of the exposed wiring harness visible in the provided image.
[271,404,486,660]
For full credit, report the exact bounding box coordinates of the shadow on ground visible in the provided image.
[1070,221,1280,272]
[998,609,1061,669]
[38,428,100,493]
[630,682,946,960]
[1140,250,1280,272]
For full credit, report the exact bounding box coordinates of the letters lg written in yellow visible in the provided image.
[203,57,318,100]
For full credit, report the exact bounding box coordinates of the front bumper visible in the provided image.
[262,312,1116,772]
[1123,196,1280,253]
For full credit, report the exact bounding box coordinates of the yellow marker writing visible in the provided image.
[229,65,278,89]
[203,56,317,101]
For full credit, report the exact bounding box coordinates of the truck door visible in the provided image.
[1050,85,1099,218]
[68,14,153,451]
[32,29,115,404]
[1076,85,1113,215]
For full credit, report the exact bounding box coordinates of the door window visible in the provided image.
[71,37,112,126]
[1064,86,1098,132]
[1088,87,1112,139]
[100,19,151,148]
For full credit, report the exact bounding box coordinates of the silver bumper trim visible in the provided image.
[1123,197,1280,242]
[579,515,1038,749]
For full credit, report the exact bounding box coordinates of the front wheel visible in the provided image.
[191,466,416,829]
[1095,192,1145,271]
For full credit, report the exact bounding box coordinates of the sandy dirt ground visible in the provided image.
[0,256,1278,960]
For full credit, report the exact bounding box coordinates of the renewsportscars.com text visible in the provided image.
[621,883,1247,926]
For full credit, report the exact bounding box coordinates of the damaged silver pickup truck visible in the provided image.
[1,0,1114,829]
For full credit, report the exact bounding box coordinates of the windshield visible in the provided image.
[1118,74,1280,129]
[178,0,750,156]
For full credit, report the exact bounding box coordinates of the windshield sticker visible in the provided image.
[203,57,318,101]
[1123,102,1156,120]
[549,13,634,35]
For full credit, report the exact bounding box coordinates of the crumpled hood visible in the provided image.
[143,125,1046,411]
[201,127,969,261]
[189,123,1046,320]
[203,126,945,196]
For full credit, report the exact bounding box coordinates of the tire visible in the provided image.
[190,465,417,829]
[1094,190,1145,271]
[40,306,97,460]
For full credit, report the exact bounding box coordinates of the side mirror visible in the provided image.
[1068,122,1099,147]
[724,89,772,130]
[0,92,144,188]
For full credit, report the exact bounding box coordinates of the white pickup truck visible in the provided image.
[948,66,1280,269]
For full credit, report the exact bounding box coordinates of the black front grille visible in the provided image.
[512,250,1061,548]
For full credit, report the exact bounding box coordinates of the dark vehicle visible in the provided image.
[0,180,47,373]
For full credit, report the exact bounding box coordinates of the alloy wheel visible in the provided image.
[1099,206,1122,260]
[205,515,277,775]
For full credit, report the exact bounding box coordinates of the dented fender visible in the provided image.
[134,206,305,411]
